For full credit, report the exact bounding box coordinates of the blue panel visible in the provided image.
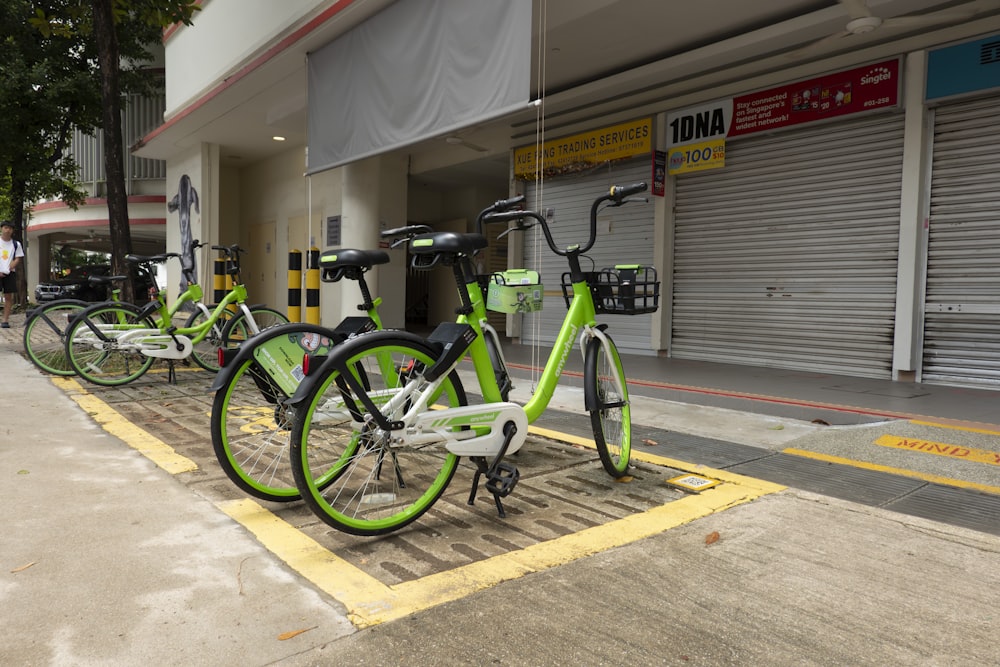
[927,34,1000,100]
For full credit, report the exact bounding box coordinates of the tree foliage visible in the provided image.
[2,0,199,300]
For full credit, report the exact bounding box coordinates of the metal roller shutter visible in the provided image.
[521,159,656,355]
[672,113,905,378]
[922,96,1000,388]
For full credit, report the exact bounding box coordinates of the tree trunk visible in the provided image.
[91,0,136,303]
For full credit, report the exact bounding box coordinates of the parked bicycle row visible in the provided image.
[23,241,287,382]
[25,183,660,537]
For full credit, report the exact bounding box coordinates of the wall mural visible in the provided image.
[168,174,200,299]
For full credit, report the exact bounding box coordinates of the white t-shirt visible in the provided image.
[0,238,24,274]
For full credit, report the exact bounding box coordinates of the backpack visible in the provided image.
[8,239,21,272]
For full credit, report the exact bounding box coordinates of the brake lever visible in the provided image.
[608,196,650,208]
[497,222,533,240]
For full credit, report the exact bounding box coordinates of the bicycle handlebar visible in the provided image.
[211,243,246,257]
[474,194,527,235]
[480,182,647,257]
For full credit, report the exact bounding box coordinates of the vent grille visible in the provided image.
[980,40,1000,65]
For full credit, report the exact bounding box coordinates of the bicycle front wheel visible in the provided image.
[23,299,89,375]
[65,303,157,386]
[290,331,466,536]
[220,307,289,350]
[211,323,339,502]
[585,334,632,478]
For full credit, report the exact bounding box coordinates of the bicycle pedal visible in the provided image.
[485,462,519,498]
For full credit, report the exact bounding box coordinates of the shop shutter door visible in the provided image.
[521,159,656,355]
[922,97,1000,387]
[672,113,904,378]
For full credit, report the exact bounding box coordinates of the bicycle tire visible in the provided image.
[585,334,632,478]
[211,323,340,502]
[289,331,467,536]
[22,299,89,375]
[183,307,229,372]
[220,306,289,349]
[64,302,157,386]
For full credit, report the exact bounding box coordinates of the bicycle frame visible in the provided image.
[456,275,613,423]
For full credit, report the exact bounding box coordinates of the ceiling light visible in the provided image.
[272,135,286,142]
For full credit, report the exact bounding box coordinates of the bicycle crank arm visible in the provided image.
[408,402,528,457]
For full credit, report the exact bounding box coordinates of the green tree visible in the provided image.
[0,0,104,304]
[24,0,199,300]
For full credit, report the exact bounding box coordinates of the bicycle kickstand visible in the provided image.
[467,421,521,519]
[166,359,177,384]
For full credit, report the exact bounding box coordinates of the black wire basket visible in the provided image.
[561,265,660,315]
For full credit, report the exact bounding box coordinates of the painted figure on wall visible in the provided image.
[168,174,200,297]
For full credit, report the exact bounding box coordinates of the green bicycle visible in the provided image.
[206,225,494,503]
[208,244,396,503]
[64,244,287,386]
[286,183,656,535]
[22,265,157,376]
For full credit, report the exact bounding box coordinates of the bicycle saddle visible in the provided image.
[320,248,390,282]
[409,232,487,256]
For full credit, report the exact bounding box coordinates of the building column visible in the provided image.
[891,50,930,381]
[338,157,382,322]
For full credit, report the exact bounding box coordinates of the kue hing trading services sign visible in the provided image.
[514,117,652,180]
[666,58,900,175]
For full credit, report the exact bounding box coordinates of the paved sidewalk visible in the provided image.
[3,320,999,665]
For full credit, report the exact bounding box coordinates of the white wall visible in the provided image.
[164,0,327,115]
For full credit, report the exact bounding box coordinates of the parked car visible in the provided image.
[34,264,157,303]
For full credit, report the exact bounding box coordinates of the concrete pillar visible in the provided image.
[337,157,382,323]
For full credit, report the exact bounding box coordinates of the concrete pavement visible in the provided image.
[3,312,999,665]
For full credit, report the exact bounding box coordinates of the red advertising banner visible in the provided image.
[728,59,900,137]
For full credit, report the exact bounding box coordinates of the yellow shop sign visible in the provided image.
[514,118,652,180]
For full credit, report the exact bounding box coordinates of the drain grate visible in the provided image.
[887,484,1000,537]
[730,453,926,506]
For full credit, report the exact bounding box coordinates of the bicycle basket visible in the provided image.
[485,269,544,313]
[561,265,660,315]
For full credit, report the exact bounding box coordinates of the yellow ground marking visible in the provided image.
[51,376,199,475]
[910,420,1000,436]
[56,379,783,627]
[220,462,782,628]
[875,435,1000,467]
[783,448,1000,496]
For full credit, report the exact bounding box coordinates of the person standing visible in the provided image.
[1,220,25,328]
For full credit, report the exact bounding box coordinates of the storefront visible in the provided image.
[513,118,657,355]
[667,60,906,378]
[921,34,1000,387]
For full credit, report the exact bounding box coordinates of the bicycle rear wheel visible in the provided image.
[585,334,632,478]
[211,323,339,502]
[289,331,466,536]
[183,307,230,371]
[65,303,157,386]
[220,306,289,349]
[23,299,89,375]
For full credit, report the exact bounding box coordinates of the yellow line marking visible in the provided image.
[910,420,1000,436]
[530,425,784,494]
[528,424,596,448]
[783,448,1000,496]
[52,376,199,475]
[220,466,781,628]
[57,377,783,627]
[875,435,1000,467]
